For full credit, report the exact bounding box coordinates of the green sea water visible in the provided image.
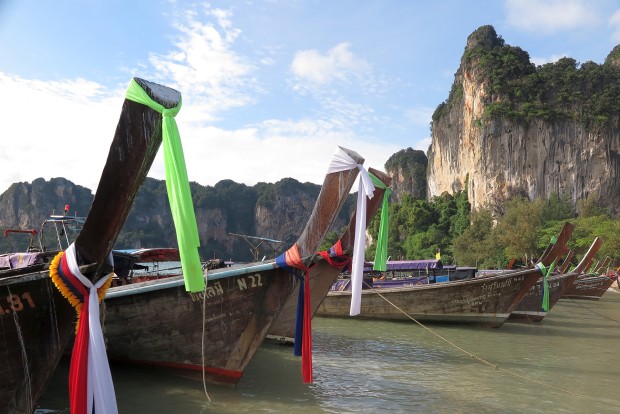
[37,288,620,413]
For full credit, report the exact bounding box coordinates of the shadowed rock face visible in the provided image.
[384,147,428,202]
[427,25,620,217]
[0,176,353,261]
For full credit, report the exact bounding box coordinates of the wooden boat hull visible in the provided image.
[104,263,294,384]
[508,237,603,321]
[508,272,578,322]
[0,272,74,414]
[103,146,365,385]
[266,256,343,342]
[562,275,615,300]
[266,168,392,342]
[316,268,544,328]
[0,78,179,413]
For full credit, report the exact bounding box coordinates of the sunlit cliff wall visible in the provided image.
[427,25,620,217]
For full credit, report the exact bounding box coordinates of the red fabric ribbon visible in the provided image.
[281,244,313,383]
[60,254,90,414]
[318,240,352,271]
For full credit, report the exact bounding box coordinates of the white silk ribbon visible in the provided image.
[327,147,375,316]
[65,243,118,414]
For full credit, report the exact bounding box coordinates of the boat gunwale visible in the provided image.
[106,260,282,298]
[327,266,544,296]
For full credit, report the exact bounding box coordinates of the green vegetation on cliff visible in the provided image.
[433,25,620,129]
[366,189,470,263]
[385,148,428,199]
[366,187,619,269]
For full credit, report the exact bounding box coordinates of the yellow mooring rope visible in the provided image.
[364,285,597,400]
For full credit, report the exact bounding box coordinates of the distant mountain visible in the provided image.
[0,176,355,261]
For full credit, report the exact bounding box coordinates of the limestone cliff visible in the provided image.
[428,25,620,217]
[0,177,353,261]
[384,148,427,202]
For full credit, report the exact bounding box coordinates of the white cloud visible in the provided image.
[148,6,258,123]
[0,72,123,194]
[530,53,568,66]
[504,0,599,34]
[405,107,435,127]
[414,136,432,153]
[610,9,620,42]
[0,5,400,198]
[0,70,397,196]
[290,42,371,87]
[176,118,399,189]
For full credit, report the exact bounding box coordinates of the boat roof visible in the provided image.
[364,259,443,271]
[113,247,180,262]
[46,215,86,223]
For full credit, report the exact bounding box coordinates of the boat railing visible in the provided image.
[36,215,86,252]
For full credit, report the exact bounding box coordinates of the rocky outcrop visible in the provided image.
[384,148,428,202]
[0,178,93,230]
[0,176,352,261]
[428,25,620,217]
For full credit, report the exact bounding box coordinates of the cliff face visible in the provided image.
[428,26,620,216]
[0,178,93,230]
[384,148,428,202]
[0,177,353,261]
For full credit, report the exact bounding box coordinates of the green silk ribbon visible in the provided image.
[125,79,205,292]
[369,173,391,272]
[537,259,556,312]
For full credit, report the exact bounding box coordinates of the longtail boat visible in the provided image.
[266,168,392,343]
[562,267,616,300]
[316,223,575,328]
[103,147,366,385]
[508,237,603,322]
[0,78,179,414]
[558,244,615,300]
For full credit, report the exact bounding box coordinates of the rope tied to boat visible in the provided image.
[363,280,594,400]
[565,297,620,324]
[125,78,204,293]
[48,243,118,414]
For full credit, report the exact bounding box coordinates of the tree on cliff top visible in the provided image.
[433,24,620,129]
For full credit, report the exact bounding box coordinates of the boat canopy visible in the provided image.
[364,259,442,272]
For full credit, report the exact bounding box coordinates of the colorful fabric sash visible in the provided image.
[125,78,204,293]
[327,147,374,316]
[49,243,117,414]
[276,243,313,383]
[317,240,352,271]
[536,259,557,311]
[369,172,391,271]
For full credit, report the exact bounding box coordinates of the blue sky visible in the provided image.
[1,0,619,195]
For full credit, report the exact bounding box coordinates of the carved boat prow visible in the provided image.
[0,77,180,413]
[104,146,367,384]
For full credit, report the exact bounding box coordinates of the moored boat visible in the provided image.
[560,247,616,300]
[103,147,366,385]
[266,168,392,343]
[508,237,603,322]
[0,77,179,414]
[316,223,575,328]
[562,273,617,300]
